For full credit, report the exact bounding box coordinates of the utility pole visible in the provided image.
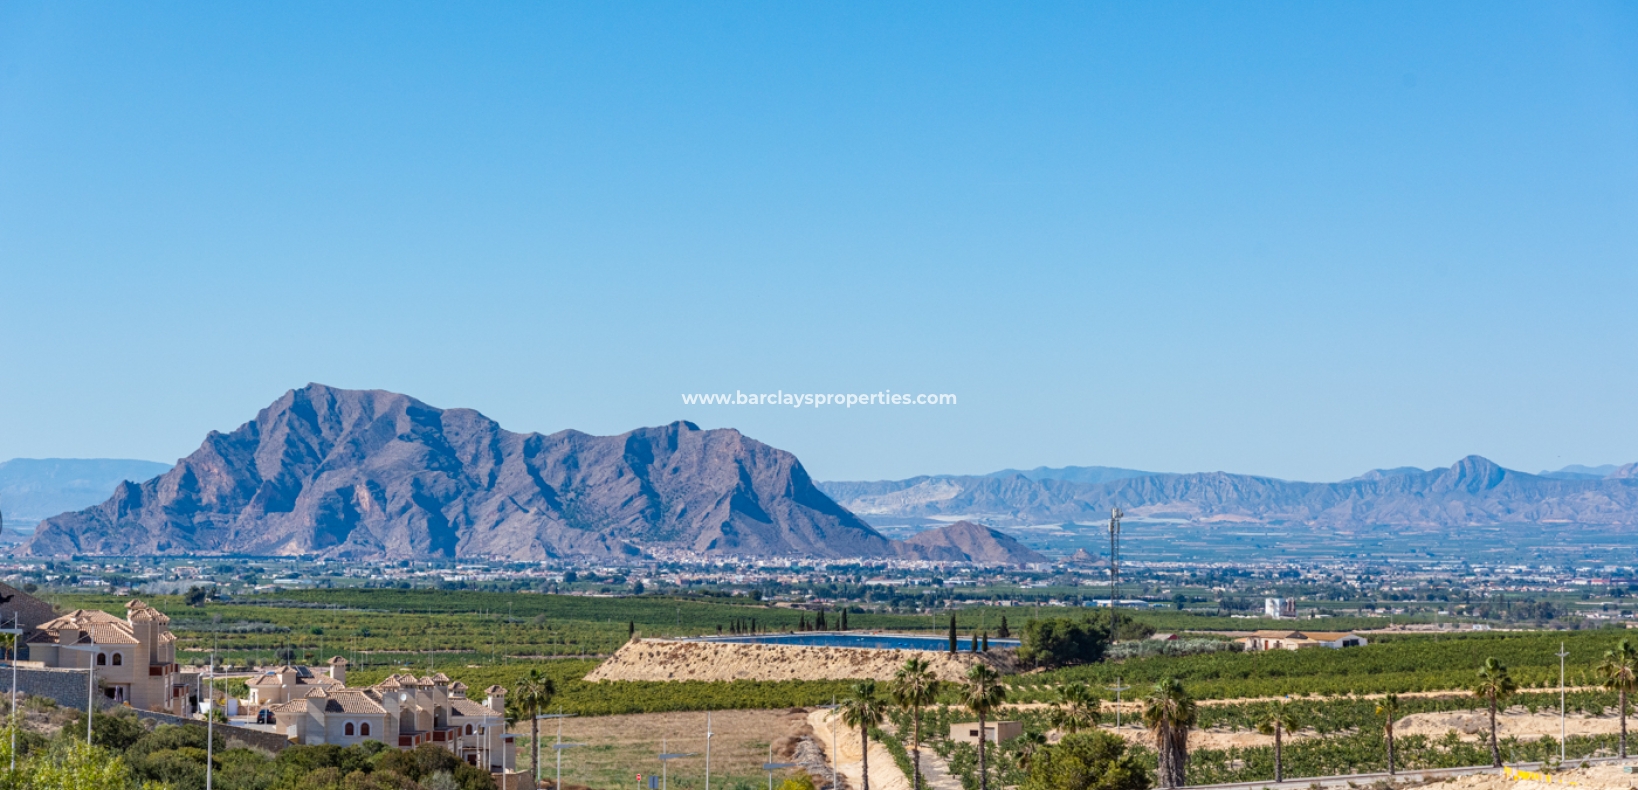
[658,738,696,790]
[1109,507,1123,637]
[1558,642,1570,763]
[1107,677,1130,728]
[705,711,714,790]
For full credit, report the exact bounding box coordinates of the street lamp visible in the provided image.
[1106,677,1130,728]
[763,743,800,790]
[657,738,697,790]
[538,712,580,790]
[3,619,21,773]
[1557,642,1570,763]
[60,643,102,745]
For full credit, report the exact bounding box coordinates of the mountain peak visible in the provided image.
[22,386,890,560]
[895,520,1047,565]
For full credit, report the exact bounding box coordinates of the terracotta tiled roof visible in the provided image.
[450,698,496,717]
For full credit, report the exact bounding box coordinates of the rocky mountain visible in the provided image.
[820,456,1638,528]
[22,384,898,560]
[894,520,1048,565]
[0,458,173,527]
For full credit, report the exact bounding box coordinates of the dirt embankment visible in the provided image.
[585,639,1014,683]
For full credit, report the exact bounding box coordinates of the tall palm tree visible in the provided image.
[1143,677,1196,789]
[513,669,557,785]
[1598,640,1638,759]
[1473,658,1517,768]
[1050,682,1100,735]
[962,664,1008,790]
[1375,693,1400,775]
[839,680,891,790]
[891,658,942,790]
[1256,701,1298,783]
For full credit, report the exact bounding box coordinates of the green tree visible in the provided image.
[25,739,131,790]
[890,658,941,790]
[1255,701,1297,783]
[513,669,557,783]
[1374,693,1399,775]
[1141,678,1195,789]
[948,616,958,655]
[1018,731,1149,790]
[962,664,1008,790]
[1017,618,1109,669]
[1473,658,1517,768]
[1049,683,1100,735]
[1598,640,1638,759]
[838,680,889,790]
[1013,731,1048,774]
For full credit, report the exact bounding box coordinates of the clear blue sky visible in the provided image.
[2,2,1635,482]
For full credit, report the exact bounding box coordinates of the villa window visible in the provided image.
[112,653,123,666]
[97,653,107,666]
[361,723,371,737]
[466,725,474,735]
[345,723,356,736]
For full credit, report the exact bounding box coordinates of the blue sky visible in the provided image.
[1,2,1635,482]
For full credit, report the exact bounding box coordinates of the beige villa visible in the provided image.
[255,660,515,772]
[25,600,189,715]
[1239,629,1367,651]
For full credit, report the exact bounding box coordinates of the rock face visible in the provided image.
[22,384,895,560]
[821,456,1638,528]
[894,520,1047,565]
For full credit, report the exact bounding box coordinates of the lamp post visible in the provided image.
[3,620,21,773]
[763,743,800,790]
[705,711,714,790]
[61,643,101,745]
[538,712,579,789]
[657,738,697,790]
[1557,642,1570,763]
[1106,677,1130,728]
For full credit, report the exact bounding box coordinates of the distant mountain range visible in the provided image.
[819,458,1638,527]
[10,387,1638,558]
[0,458,173,526]
[17,385,1042,564]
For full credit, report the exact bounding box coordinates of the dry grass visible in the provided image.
[512,708,817,790]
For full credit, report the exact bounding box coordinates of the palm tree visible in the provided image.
[1473,658,1517,768]
[513,669,557,785]
[1599,640,1638,759]
[1143,677,1196,789]
[1050,682,1100,735]
[891,658,942,790]
[839,679,891,790]
[1375,693,1399,775]
[1256,701,1298,783]
[962,664,1008,790]
[1013,731,1048,774]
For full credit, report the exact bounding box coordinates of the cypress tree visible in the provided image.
[841,609,849,631]
[971,631,978,652]
[981,631,989,651]
[998,616,1009,639]
[948,614,958,654]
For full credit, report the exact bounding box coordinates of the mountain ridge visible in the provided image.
[818,455,1638,528]
[22,385,898,560]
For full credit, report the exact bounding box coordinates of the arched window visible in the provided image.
[111,653,123,666]
[360,722,371,737]
[96,653,107,666]
[465,724,473,735]
[344,722,355,736]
